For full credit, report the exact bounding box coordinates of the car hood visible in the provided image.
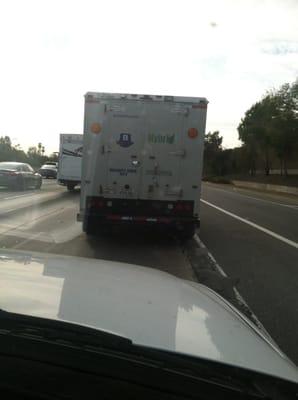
[0,249,297,383]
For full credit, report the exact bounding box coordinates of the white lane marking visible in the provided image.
[3,192,37,200]
[204,183,298,210]
[194,234,227,277]
[236,194,298,210]
[201,199,298,249]
[194,234,282,351]
[231,189,298,210]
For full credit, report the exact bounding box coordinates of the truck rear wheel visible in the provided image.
[67,184,75,191]
[83,218,97,236]
[83,218,111,237]
[178,223,196,240]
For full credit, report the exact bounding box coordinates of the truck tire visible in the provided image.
[67,184,75,191]
[83,218,97,236]
[179,223,196,240]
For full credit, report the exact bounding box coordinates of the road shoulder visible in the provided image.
[203,182,298,207]
[184,233,272,341]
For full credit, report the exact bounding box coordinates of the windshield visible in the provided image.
[0,162,21,170]
[0,0,297,391]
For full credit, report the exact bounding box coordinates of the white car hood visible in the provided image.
[0,249,297,383]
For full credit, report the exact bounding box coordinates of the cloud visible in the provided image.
[0,0,297,151]
[261,40,298,55]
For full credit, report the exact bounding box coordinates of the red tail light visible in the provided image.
[8,172,18,176]
[89,198,104,208]
[184,204,192,211]
[173,202,193,213]
[174,203,184,211]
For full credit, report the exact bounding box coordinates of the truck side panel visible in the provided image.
[58,134,83,187]
[180,105,207,217]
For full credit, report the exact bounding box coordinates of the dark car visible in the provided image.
[0,162,42,190]
[39,163,58,179]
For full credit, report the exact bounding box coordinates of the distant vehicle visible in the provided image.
[44,161,58,168]
[57,134,83,191]
[0,249,297,398]
[0,162,42,190]
[79,92,208,238]
[39,163,58,179]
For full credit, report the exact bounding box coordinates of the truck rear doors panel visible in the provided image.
[59,134,83,180]
[103,101,146,199]
[81,94,207,219]
[102,101,186,201]
[141,103,185,200]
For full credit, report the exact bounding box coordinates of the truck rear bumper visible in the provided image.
[58,179,80,186]
[83,197,196,216]
[79,197,200,233]
[80,213,199,229]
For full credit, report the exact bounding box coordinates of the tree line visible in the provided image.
[204,79,298,177]
[0,136,57,168]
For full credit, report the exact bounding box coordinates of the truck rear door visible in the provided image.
[60,135,83,180]
[140,102,186,200]
[102,101,146,199]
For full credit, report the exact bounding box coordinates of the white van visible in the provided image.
[78,92,208,237]
[57,134,83,191]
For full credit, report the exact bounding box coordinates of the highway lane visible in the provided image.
[0,178,59,198]
[0,182,196,281]
[201,183,298,243]
[200,183,298,363]
[0,179,65,215]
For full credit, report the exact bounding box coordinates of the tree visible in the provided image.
[238,109,258,176]
[27,144,47,168]
[238,79,298,176]
[204,131,222,152]
[0,136,13,162]
[216,149,234,176]
[0,136,51,166]
[0,136,12,147]
[0,135,28,163]
[37,142,45,155]
[270,82,298,175]
[203,131,223,175]
[238,96,275,175]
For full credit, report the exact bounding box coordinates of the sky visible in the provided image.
[0,0,297,154]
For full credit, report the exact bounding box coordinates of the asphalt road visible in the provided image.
[0,179,196,281]
[0,179,298,365]
[200,183,298,363]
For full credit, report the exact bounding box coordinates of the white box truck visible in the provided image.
[78,92,208,238]
[57,134,83,191]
